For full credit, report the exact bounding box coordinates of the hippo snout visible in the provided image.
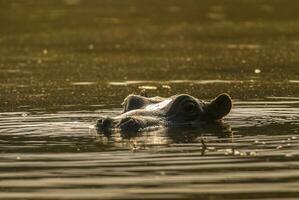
[96,116,144,132]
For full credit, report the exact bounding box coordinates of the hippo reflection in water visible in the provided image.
[96,92,232,132]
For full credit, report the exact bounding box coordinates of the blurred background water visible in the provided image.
[0,0,299,199]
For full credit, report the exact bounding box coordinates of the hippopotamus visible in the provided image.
[96,92,232,133]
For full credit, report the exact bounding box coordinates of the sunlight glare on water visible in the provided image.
[0,99,299,199]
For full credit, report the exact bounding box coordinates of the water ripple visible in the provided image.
[0,100,299,199]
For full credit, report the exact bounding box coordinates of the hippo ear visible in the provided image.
[204,93,232,120]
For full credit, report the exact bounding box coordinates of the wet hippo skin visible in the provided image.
[96,92,232,132]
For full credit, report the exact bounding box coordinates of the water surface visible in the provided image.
[0,0,299,199]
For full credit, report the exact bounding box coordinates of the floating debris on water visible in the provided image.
[207,146,216,150]
[201,138,207,150]
[233,149,241,156]
[285,153,293,157]
[254,68,261,74]
[37,59,42,64]
[239,152,246,156]
[71,82,96,86]
[43,49,48,55]
[227,44,261,49]
[162,85,171,89]
[138,86,158,90]
[276,145,283,149]
[249,151,258,156]
[21,113,28,117]
[224,148,234,155]
[88,44,94,50]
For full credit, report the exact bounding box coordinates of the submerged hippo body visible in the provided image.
[96,93,232,132]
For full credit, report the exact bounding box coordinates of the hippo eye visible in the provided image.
[182,101,196,112]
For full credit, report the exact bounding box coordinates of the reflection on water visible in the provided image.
[0,100,299,199]
[93,121,233,152]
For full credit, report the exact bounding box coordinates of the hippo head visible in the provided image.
[96,93,232,132]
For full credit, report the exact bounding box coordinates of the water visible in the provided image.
[0,101,299,199]
[0,0,299,199]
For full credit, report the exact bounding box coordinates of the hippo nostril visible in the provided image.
[96,117,113,129]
